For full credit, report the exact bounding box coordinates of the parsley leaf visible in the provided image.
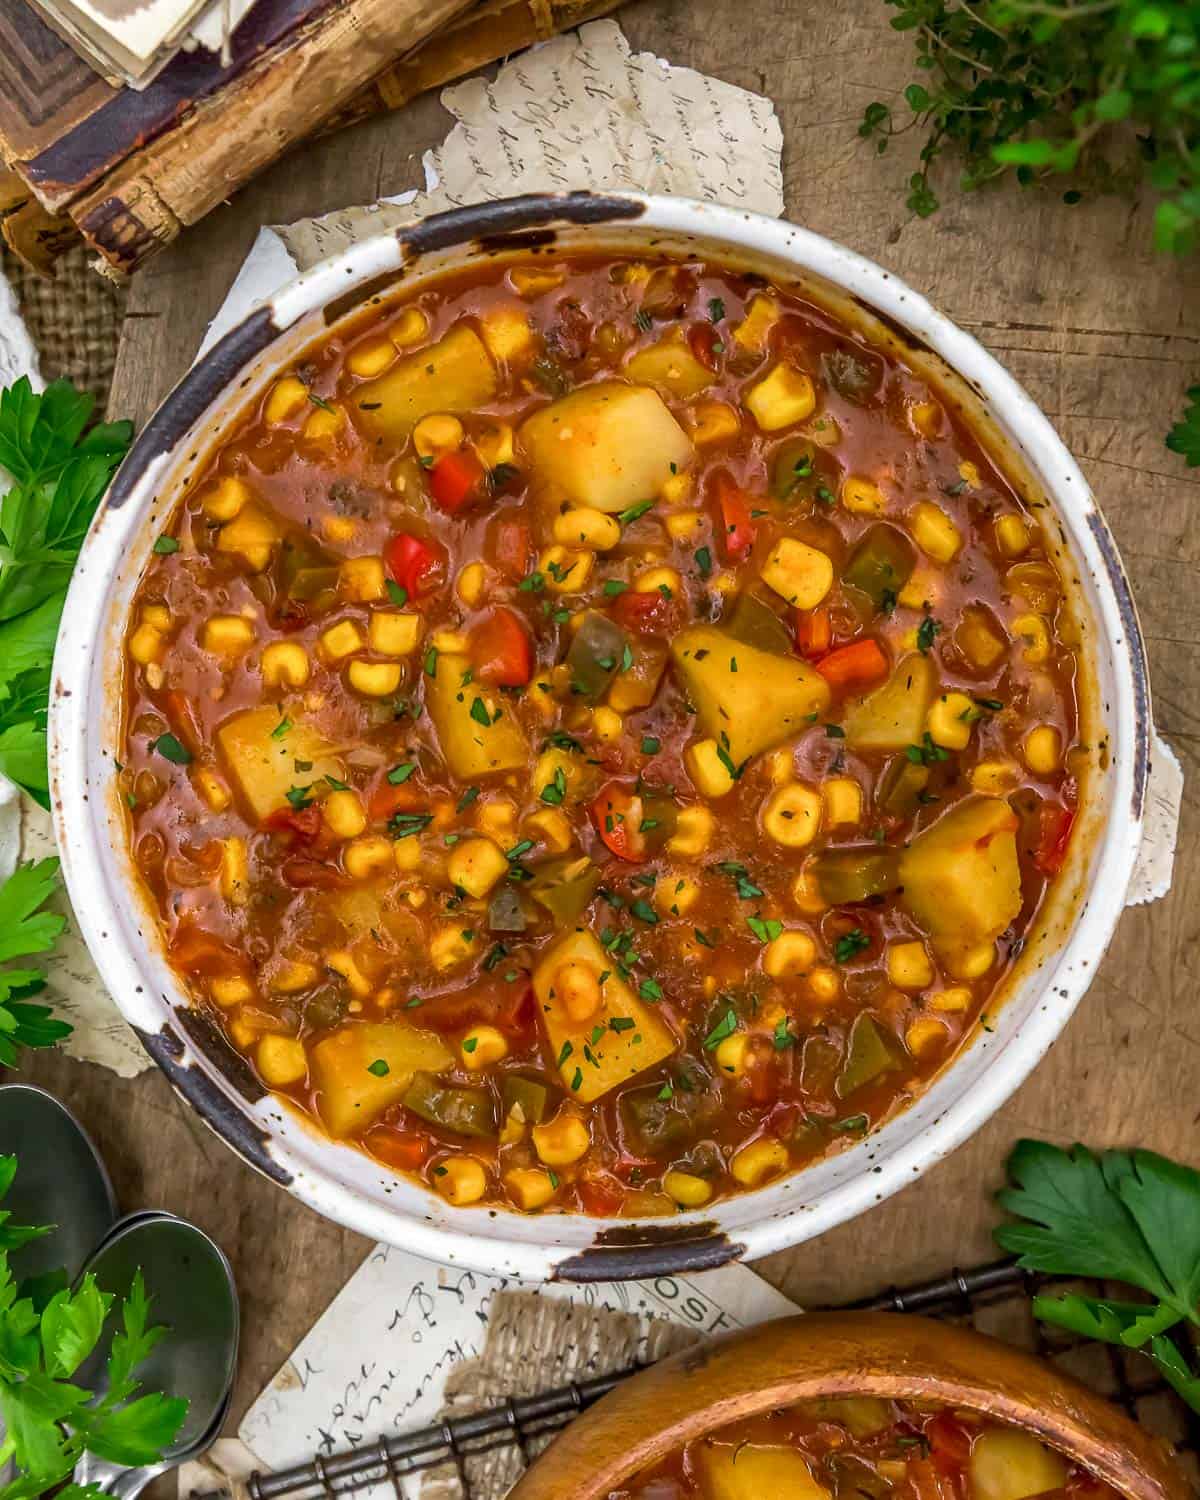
[833,928,870,963]
[1167,387,1200,467]
[0,859,72,1065]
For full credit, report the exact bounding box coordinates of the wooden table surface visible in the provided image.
[18,0,1200,1435]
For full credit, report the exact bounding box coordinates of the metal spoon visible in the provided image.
[73,1211,239,1499]
[0,1083,118,1287]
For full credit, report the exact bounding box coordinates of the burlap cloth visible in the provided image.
[1,243,125,407]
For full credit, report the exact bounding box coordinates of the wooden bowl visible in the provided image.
[507,1313,1190,1500]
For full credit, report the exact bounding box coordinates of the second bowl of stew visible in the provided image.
[49,193,1152,1278]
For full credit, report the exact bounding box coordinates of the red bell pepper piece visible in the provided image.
[590,783,645,861]
[1034,802,1075,876]
[428,447,487,514]
[814,637,889,690]
[576,1177,625,1217]
[366,1127,431,1172]
[610,587,680,636]
[471,607,534,687]
[385,530,445,599]
[794,606,832,658]
[711,472,756,561]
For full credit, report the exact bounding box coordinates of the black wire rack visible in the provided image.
[204,1256,1199,1500]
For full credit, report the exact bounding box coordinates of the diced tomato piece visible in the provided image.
[1034,801,1075,876]
[815,637,889,690]
[795,606,832,658]
[907,1457,956,1500]
[281,857,345,889]
[687,321,721,371]
[366,1126,431,1172]
[496,980,537,1038]
[577,1177,625,1217]
[429,447,487,514]
[262,803,323,842]
[471,607,534,687]
[490,516,530,580]
[164,690,203,755]
[711,472,756,562]
[927,1411,973,1475]
[590,783,644,861]
[385,530,446,599]
[168,924,239,977]
[367,774,423,824]
[610,587,678,636]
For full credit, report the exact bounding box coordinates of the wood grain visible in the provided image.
[14,0,1200,1432]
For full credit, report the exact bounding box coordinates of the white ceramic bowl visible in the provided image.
[49,193,1152,1281]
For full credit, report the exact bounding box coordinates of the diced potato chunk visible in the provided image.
[671,625,830,765]
[696,1442,830,1500]
[518,382,693,513]
[625,332,714,399]
[216,707,344,822]
[425,653,528,779]
[900,797,1022,960]
[355,325,498,442]
[533,929,676,1103]
[761,537,834,609]
[744,364,817,430]
[842,653,935,752]
[216,502,281,573]
[312,1022,453,1137]
[969,1428,1068,1500]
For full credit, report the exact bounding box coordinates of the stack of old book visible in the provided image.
[0,0,620,277]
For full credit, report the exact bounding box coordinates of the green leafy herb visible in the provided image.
[389,811,434,840]
[1168,387,1200,466]
[617,499,655,526]
[469,695,494,727]
[995,1140,1200,1412]
[907,732,950,766]
[746,915,783,943]
[456,786,480,812]
[150,733,191,766]
[634,309,653,333]
[151,536,179,555]
[640,736,660,755]
[703,1007,738,1051]
[270,717,292,741]
[773,1016,796,1051]
[639,977,663,1002]
[387,762,416,785]
[708,297,725,323]
[916,615,942,654]
[386,580,408,606]
[631,899,658,925]
[695,545,713,579]
[367,1058,390,1076]
[424,647,439,678]
[0,859,72,1065]
[540,766,568,805]
[833,928,870,964]
[306,392,336,413]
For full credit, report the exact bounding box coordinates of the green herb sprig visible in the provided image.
[0,859,72,1065]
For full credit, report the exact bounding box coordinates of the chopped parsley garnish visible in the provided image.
[708,297,725,322]
[617,498,655,525]
[631,899,658,925]
[641,736,660,755]
[456,785,480,812]
[388,762,417,785]
[152,535,179,554]
[703,1008,739,1050]
[540,766,568,805]
[695,545,713,579]
[907,732,951,766]
[390,811,434,840]
[424,647,439,677]
[270,717,292,740]
[150,733,191,765]
[916,615,942,653]
[833,928,871,964]
[386,580,408,606]
[366,1058,390,1076]
[773,1016,796,1050]
[285,784,313,809]
[746,915,783,943]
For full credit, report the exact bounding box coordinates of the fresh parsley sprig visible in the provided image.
[1167,385,1200,467]
[0,1154,188,1495]
[0,858,72,1065]
[0,378,133,807]
[996,1139,1200,1411]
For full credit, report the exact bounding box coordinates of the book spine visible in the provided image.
[70,0,475,276]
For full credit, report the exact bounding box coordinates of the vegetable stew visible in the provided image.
[604,1397,1119,1500]
[118,254,1085,1216]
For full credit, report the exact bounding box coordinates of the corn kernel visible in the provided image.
[324,789,367,840]
[302,404,344,442]
[958,461,981,489]
[369,610,421,657]
[270,960,320,994]
[210,975,253,1007]
[505,1166,557,1211]
[592,706,624,743]
[822,777,862,828]
[481,302,535,364]
[141,604,171,632]
[946,942,996,980]
[732,294,779,352]
[128,622,165,665]
[906,1017,949,1058]
[511,265,565,297]
[201,475,251,522]
[412,413,464,462]
[343,835,394,880]
[842,476,887,516]
[995,514,1031,557]
[791,866,828,915]
[898,570,939,611]
[807,966,840,1003]
[661,471,692,506]
[911,501,962,563]
[1013,613,1051,665]
[533,1112,591,1167]
[339,556,386,603]
[549,507,617,552]
[257,1034,308,1086]
[323,514,357,544]
[430,923,478,973]
[655,874,700,917]
[194,767,231,813]
[203,614,256,657]
[554,959,602,1024]
[346,338,398,378]
[347,660,403,697]
[762,782,822,848]
[264,376,308,425]
[663,1170,713,1208]
[730,1137,790,1187]
[634,565,682,596]
[745,363,817,430]
[1024,724,1062,775]
[715,1033,750,1076]
[431,1155,487,1205]
[972,759,1020,795]
[927,691,976,751]
[666,511,705,540]
[320,619,366,661]
[476,797,517,841]
[391,308,430,348]
[220,837,249,904]
[887,941,933,992]
[688,399,741,447]
[930,986,972,1013]
[447,836,508,898]
[667,805,713,857]
[686,739,737,799]
[910,400,943,439]
[761,537,833,609]
[429,628,470,654]
[261,640,310,688]
[526,807,573,853]
[460,1025,509,1071]
[539,545,593,594]
[763,931,816,979]
[394,837,422,873]
[456,562,488,607]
